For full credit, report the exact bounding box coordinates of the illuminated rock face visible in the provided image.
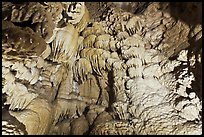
[2,2,202,135]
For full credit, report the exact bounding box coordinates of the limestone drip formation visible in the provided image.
[2,2,202,135]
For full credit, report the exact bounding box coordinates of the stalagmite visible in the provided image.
[2,2,202,135]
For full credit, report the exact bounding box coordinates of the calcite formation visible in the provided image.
[2,2,202,135]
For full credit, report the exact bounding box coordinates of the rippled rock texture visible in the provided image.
[2,2,202,135]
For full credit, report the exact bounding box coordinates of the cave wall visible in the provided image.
[2,2,202,135]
